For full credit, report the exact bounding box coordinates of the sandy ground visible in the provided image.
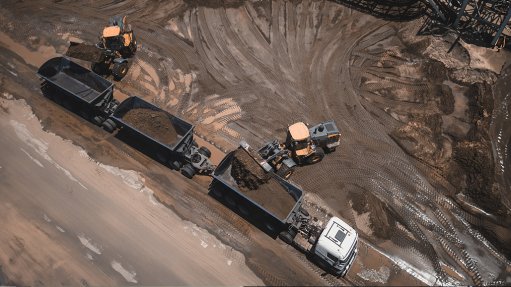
[0,94,263,286]
[1,0,511,286]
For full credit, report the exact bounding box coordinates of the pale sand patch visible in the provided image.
[0,31,58,67]
[0,97,263,286]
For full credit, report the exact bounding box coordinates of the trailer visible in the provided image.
[37,57,118,124]
[37,57,214,178]
[209,145,358,277]
[210,150,306,237]
[111,96,214,178]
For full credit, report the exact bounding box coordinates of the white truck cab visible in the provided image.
[312,217,358,277]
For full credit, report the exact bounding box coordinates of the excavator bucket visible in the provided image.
[65,42,104,63]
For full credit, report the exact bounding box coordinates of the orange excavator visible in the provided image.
[66,16,137,80]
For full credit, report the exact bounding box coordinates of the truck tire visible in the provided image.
[102,119,116,133]
[277,164,294,179]
[198,146,212,158]
[306,147,325,164]
[181,164,196,179]
[170,160,182,171]
[278,230,296,245]
[105,119,116,130]
[102,121,114,133]
[93,116,104,126]
[112,62,128,81]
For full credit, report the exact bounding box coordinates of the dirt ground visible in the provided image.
[1,0,511,286]
[122,108,179,144]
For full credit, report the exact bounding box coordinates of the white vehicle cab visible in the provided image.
[312,217,358,276]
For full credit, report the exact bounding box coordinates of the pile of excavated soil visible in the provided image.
[229,149,295,218]
[122,108,178,145]
[231,148,270,189]
[239,177,296,219]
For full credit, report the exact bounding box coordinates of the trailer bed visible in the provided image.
[209,150,304,238]
[111,96,193,149]
[37,57,112,104]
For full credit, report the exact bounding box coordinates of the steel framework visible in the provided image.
[426,0,511,47]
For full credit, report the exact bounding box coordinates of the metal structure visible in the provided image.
[426,0,511,47]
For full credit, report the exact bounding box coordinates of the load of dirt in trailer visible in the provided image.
[238,176,296,219]
[230,148,295,218]
[122,108,179,145]
[231,148,270,189]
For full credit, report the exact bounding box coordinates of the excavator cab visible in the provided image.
[286,122,324,164]
[101,16,136,58]
[65,15,137,81]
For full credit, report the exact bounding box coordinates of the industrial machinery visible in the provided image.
[424,0,511,48]
[37,57,213,178]
[37,57,358,277]
[210,146,358,277]
[66,16,137,80]
[255,121,341,179]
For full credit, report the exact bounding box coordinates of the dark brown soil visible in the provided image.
[349,190,396,240]
[230,148,270,189]
[66,43,103,62]
[239,178,296,219]
[122,108,178,145]
[229,149,295,219]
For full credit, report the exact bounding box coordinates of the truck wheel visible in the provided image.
[181,164,196,179]
[170,161,182,171]
[102,119,116,133]
[278,231,296,245]
[307,147,325,164]
[326,146,337,153]
[277,165,294,179]
[102,121,114,133]
[105,119,116,130]
[198,146,212,158]
[93,116,104,126]
[112,62,128,81]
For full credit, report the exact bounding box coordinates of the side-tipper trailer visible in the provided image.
[209,146,358,277]
[37,57,214,178]
[111,96,214,177]
[37,56,357,278]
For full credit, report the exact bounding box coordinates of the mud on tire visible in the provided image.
[112,62,128,81]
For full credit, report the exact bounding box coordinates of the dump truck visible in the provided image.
[209,145,358,277]
[37,57,213,178]
[256,121,341,179]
